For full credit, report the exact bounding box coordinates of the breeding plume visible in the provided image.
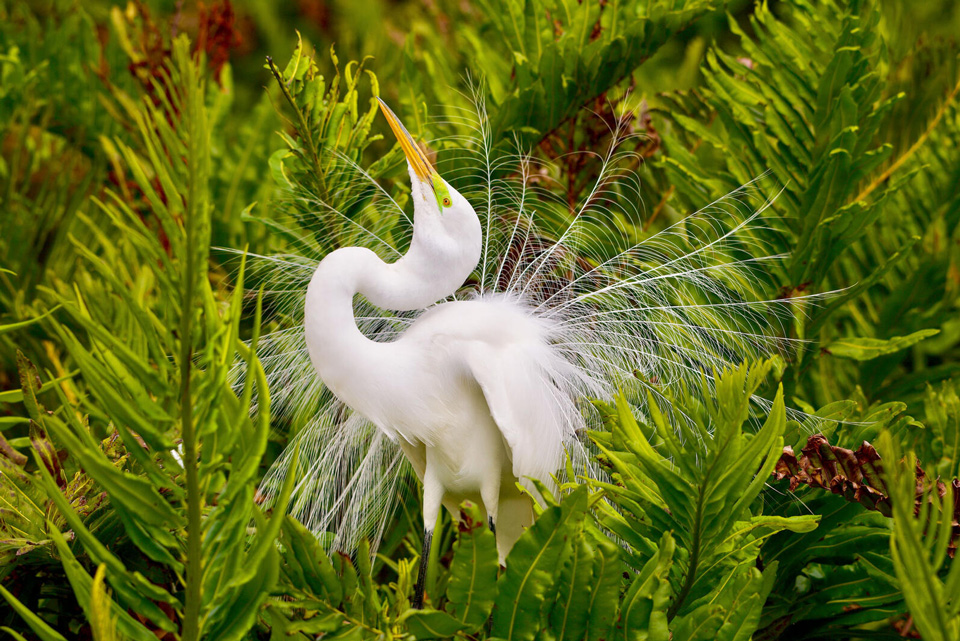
[256,95,810,609]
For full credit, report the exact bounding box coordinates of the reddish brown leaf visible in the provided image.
[0,432,27,467]
[29,420,67,490]
[773,434,960,555]
[196,0,243,83]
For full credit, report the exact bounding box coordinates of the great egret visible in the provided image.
[255,94,813,609]
[301,99,595,608]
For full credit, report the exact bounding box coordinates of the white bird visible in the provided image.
[302,99,594,607]
[254,94,814,609]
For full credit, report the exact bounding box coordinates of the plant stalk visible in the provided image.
[180,242,202,640]
[667,487,703,620]
[180,47,206,641]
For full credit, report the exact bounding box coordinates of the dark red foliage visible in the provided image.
[196,0,242,83]
[774,434,960,556]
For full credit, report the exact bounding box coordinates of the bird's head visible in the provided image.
[377,97,481,295]
[377,98,478,229]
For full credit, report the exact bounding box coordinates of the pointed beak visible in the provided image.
[377,97,436,181]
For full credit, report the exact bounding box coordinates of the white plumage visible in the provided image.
[253,95,817,608]
[301,120,594,573]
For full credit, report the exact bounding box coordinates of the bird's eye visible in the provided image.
[442,197,452,207]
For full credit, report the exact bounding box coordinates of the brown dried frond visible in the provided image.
[196,0,243,82]
[773,434,960,556]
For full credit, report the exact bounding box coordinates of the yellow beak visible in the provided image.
[377,97,436,181]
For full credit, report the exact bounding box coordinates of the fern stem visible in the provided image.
[180,45,205,641]
[669,436,729,621]
[667,485,703,620]
[855,75,960,203]
[180,234,202,641]
[267,56,324,185]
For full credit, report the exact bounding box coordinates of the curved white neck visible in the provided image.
[303,233,475,415]
[303,173,482,424]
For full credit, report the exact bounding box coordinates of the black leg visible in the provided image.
[412,529,433,609]
[488,517,496,535]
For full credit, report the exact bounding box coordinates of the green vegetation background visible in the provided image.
[1,0,960,639]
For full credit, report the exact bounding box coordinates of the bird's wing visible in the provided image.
[461,340,570,487]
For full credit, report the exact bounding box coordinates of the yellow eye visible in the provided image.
[442,197,452,207]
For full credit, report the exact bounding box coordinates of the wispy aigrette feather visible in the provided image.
[248,93,823,554]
